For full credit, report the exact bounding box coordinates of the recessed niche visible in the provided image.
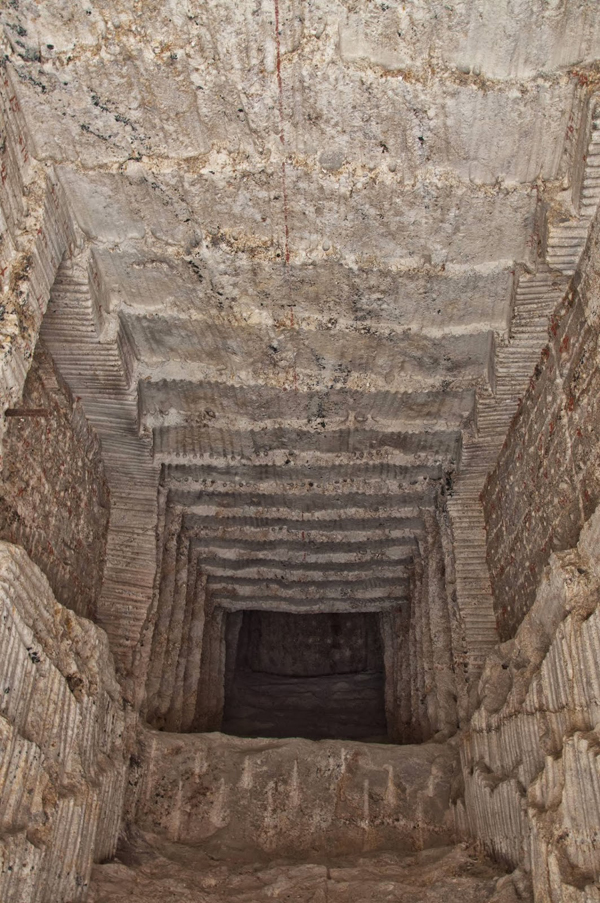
[222,610,387,741]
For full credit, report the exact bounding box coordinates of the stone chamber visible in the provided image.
[1,1,600,901]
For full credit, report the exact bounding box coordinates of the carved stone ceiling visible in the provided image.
[3,0,600,666]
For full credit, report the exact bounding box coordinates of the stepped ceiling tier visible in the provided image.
[6,6,600,900]
[2,0,600,681]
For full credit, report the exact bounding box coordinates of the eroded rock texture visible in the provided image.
[7,0,600,705]
[484,208,600,639]
[1,1,600,902]
[457,504,600,901]
[0,542,128,903]
[133,730,458,857]
[0,340,109,619]
[88,839,519,903]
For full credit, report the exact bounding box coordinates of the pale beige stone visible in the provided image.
[0,3,599,902]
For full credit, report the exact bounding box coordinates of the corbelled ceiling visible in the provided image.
[3,0,600,680]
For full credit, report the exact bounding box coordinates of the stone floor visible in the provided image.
[87,832,528,903]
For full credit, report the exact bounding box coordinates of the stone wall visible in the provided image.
[469,214,600,899]
[483,216,600,639]
[143,500,209,732]
[0,541,129,903]
[456,503,600,902]
[0,52,76,458]
[0,341,109,620]
[133,728,459,859]
[382,504,464,743]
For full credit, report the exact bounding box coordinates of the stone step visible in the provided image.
[88,836,512,903]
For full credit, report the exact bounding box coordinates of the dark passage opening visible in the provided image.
[222,610,387,741]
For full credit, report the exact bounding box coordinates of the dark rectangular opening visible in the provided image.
[222,610,387,741]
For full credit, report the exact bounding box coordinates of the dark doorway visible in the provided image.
[222,610,387,741]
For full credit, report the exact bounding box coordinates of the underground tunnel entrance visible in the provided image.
[222,610,388,741]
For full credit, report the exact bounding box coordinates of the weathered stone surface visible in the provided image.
[133,729,458,857]
[5,0,599,696]
[87,835,523,903]
[456,502,600,900]
[0,53,76,462]
[41,254,162,680]
[0,341,109,619]
[383,506,463,743]
[2,5,600,903]
[0,541,128,903]
[484,205,600,639]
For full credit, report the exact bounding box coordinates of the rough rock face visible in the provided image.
[0,542,129,903]
[484,209,600,638]
[0,340,110,620]
[132,730,458,858]
[0,49,76,454]
[2,3,600,903]
[87,837,523,903]
[383,507,465,743]
[4,0,600,712]
[456,503,600,901]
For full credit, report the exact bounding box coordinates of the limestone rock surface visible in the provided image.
[87,836,526,903]
[133,729,459,858]
[2,4,600,902]
[5,0,600,701]
[456,502,600,901]
[0,340,110,620]
[0,541,128,903]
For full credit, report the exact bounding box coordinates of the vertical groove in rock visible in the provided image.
[0,541,128,903]
[2,8,600,901]
[456,504,600,895]
[0,57,76,458]
[41,255,161,677]
[450,95,600,690]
